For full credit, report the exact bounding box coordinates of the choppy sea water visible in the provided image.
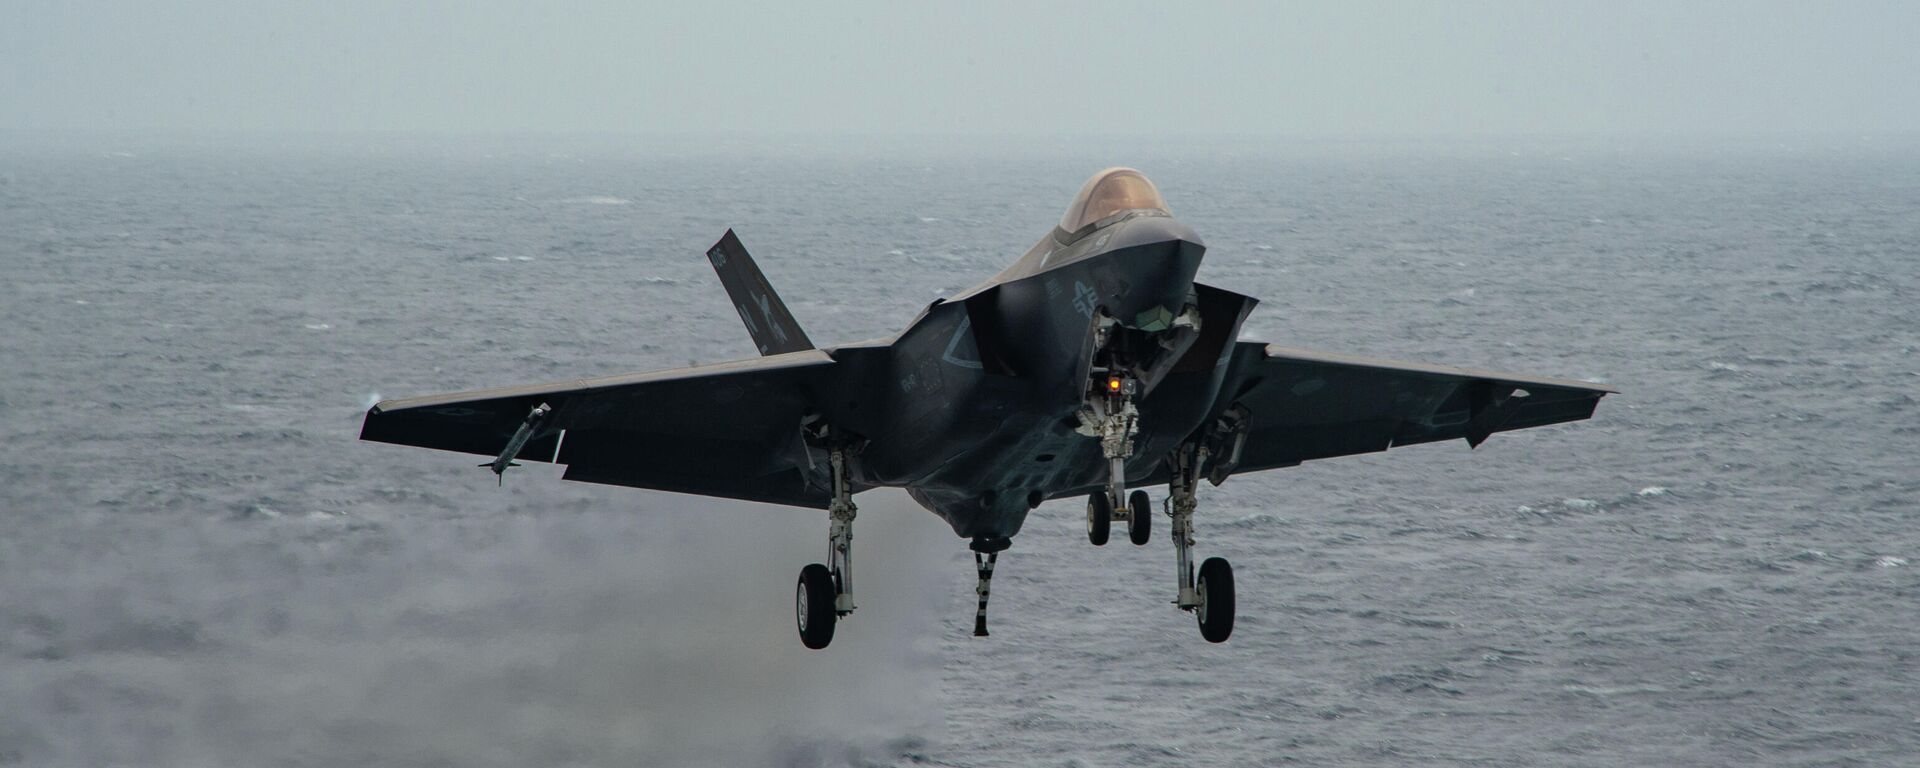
[2,136,1917,767]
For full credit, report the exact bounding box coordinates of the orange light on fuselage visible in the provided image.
[1107,376,1123,393]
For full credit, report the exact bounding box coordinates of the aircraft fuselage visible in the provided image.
[850,212,1240,540]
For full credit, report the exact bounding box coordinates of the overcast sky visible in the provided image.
[5,0,1917,137]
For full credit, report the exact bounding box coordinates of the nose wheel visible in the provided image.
[1126,490,1152,546]
[1086,492,1113,545]
[1086,489,1154,547]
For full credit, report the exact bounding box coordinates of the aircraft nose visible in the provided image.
[1098,231,1205,330]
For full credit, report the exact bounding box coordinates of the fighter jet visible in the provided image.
[361,168,1615,648]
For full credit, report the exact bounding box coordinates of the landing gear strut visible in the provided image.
[1078,372,1139,505]
[1078,320,1143,548]
[1170,442,1234,642]
[796,445,858,650]
[970,536,1010,637]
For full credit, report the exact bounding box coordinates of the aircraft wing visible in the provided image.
[360,349,852,508]
[1204,341,1616,476]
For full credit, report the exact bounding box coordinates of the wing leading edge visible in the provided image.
[360,349,854,507]
[1206,341,1615,476]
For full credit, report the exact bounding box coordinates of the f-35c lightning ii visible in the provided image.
[362,168,1615,648]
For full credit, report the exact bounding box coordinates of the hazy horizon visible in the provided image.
[6,1,1918,139]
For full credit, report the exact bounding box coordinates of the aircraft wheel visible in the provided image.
[1086,492,1112,546]
[796,563,837,649]
[1127,490,1152,546]
[1196,557,1234,643]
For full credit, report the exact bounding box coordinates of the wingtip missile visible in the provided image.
[483,403,550,484]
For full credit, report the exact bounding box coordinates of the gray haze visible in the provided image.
[6,2,1920,765]
[5,137,1918,765]
[5,0,1920,138]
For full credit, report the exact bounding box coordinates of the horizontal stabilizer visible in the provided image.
[706,229,815,356]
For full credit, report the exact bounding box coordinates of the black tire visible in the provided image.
[1197,557,1235,643]
[1086,492,1112,546]
[796,563,837,650]
[1127,490,1152,546]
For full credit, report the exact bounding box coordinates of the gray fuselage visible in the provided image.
[840,211,1245,540]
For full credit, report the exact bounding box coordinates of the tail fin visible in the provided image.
[705,229,815,356]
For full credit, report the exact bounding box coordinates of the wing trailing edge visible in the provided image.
[1191,341,1615,478]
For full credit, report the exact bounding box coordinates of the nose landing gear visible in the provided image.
[1126,489,1152,546]
[1078,345,1146,549]
[1086,491,1113,546]
[1087,488,1153,546]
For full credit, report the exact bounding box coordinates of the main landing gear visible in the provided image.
[1170,441,1233,642]
[1079,374,1232,642]
[1091,441,1233,642]
[796,445,857,650]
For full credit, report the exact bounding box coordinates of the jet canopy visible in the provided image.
[1059,168,1170,232]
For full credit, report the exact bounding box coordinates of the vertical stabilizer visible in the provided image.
[705,229,815,356]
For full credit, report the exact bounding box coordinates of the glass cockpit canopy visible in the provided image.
[1058,167,1169,232]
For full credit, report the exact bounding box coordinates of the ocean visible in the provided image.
[2,134,1916,766]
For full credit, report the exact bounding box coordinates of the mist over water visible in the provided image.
[0,487,950,767]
